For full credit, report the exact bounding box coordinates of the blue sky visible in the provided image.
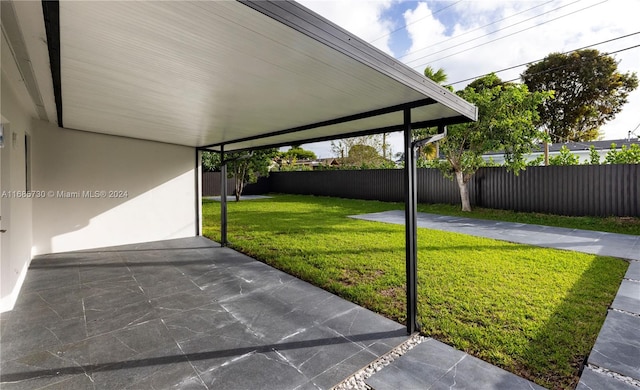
[295,0,640,158]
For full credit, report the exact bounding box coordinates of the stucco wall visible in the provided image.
[1,72,199,313]
[31,121,197,255]
[1,72,35,312]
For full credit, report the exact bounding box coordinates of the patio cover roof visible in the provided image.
[7,0,476,151]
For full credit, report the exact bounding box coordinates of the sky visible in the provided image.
[291,0,640,158]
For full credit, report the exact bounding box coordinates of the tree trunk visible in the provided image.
[234,169,243,201]
[455,171,471,212]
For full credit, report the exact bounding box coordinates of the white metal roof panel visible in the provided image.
[21,0,476,150]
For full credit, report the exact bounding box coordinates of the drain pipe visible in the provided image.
[404,123,447,334]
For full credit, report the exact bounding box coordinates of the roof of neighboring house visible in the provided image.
[483,138,640,156]
[4,0,476,152]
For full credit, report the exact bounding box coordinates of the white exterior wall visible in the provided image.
[31,120,197,255]
[1,72,35,312]
[1,65,199,312]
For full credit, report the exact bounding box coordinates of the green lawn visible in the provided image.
[202,195,629,389]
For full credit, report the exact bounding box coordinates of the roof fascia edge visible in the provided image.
[238,0,477,122]
[41,0,63,127]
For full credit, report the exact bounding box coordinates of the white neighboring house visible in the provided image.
[482,138,640,165]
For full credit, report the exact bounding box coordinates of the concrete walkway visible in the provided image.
[350,210,640,261]
[351,211,640,390]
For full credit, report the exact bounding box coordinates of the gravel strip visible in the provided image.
[587,364,640,388]
[332,333,428,390]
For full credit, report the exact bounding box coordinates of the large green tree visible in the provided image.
[522,49,638,142]
[331,135,388,160]
[437,74,551,211]
[281,145,317,161]
[344,144,391,168]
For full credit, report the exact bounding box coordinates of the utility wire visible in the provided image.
[398,0,554,60]
[404,0,581,65]
[370,1,462,43]
[414,0,608,70]
[498,44,640,84]
[445,31,640,86]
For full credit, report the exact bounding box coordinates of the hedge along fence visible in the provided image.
[202,164,640,217]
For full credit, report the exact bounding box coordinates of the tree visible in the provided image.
[522,49,638,142]
[228,149,278,200]
[412,128,439,162]
[343,144,391,168]
[604,143,640,164]
[424,66,453,91]
[277,145,317,170]
[331,135,386,160]
[549,145,580,166]
[201,151,220,172]
[587,145,600,165]
[203,149,277,200]
[281,145,317,161]
[414,66,454,163]
[436,74,551,211]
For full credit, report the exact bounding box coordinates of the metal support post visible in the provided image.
[403,108,419,334]
[220,146,228,247]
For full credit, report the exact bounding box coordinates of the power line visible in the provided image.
[499,44,640,84]
[370,1,462,43]
[445,31,640,87]
[413,0,608,70]
[398,0,555,60]
[404,0,581,65]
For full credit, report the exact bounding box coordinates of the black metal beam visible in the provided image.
[200,98,437,150]
[197,115,471,154]
[403,108,419,334]
[220,146,228,247]
[41,1,63,128]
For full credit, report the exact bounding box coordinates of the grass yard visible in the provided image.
[202,195,629,389]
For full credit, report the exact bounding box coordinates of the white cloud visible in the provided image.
[300,0,640,157]
[297,0,396,55]
[402,0,640,141]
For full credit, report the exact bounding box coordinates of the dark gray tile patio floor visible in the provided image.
[0,237,408,389]
[365,338,544,390]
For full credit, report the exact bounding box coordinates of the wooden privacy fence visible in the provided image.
[202,164,640,217]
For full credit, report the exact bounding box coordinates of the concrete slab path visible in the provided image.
[350,210,640,261]
[351,210,640,390]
